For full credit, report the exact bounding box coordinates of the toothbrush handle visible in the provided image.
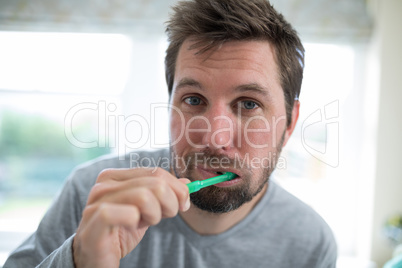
[186,172,237,194]
[187,181,202,194]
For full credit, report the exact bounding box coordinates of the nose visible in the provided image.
[201,105,236,151]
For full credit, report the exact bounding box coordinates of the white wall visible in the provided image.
[370,0,402,265]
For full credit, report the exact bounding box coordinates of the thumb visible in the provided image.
[177,178,192,185]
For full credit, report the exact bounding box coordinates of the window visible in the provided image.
[0,32,133,264]
[274,43,372,258]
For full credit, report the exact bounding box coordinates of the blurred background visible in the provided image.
[0,0,401,267]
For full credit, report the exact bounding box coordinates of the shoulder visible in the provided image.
[268,181,328,222]
[262,181,338,264]
[269,180,335,238]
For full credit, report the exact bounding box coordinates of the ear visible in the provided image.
[282,101,300,147]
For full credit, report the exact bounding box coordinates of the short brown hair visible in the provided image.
[165,0,304,126]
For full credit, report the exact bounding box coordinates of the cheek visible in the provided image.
[171,110,213,147]
[169,111,185,148]
[239,115,287,150]
[170,117,180,137]
[170,112,204,152]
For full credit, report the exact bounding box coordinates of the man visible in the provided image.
[4,0,337,267]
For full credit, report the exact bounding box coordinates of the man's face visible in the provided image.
[169,39,296,213]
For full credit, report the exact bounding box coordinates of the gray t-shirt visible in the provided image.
[4,149,337,268]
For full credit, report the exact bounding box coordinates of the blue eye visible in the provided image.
[184,96,202,106]
[241,100,258,110]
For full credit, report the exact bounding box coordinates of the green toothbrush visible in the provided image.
[187,172,237,194]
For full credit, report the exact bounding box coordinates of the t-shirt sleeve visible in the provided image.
[3,151,162,268]
[309,212,338,268]
[3,167,91,268]
[316,231,338,268]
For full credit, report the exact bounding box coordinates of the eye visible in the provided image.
[240,100,259,110]
[184,96,203,106]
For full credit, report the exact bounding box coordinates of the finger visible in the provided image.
[100,168,190,211]
[96,167,167,183]
[97,178,185,221]
[173,178,191,212]
[97,168,184,191]
[87,203,141,231]
[94,168,190,212]
[143,176,190,213]
[97,176,188,219]
[146,178,181,218]
[89,168,171,203]
[96,187,163,227]
[178,178,191,185]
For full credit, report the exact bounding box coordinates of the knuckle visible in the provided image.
[82,203,111,223]
[97,168,116,182]
[135,167,155,176]
[136,188,153,206]
[151,167,165,177]
[87,183,108,203]
[81,205,94,221]
[96,203,111,222]
[130,206,141,223]
[163,206,178,218]
[148,213,161,226]
[134,189,162,225]
[177,184,189,201]
[152,178,168,193]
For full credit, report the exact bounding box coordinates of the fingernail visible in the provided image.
[184,196,191,211]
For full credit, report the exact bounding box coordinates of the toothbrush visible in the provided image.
[187,172,237,194]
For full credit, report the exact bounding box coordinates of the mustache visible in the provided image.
[187,150,233,165]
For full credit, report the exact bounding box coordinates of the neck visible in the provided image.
[179,183,268,235]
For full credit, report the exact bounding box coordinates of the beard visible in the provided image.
[171,132,285,214]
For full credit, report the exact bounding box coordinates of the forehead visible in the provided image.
[174,39,281,92]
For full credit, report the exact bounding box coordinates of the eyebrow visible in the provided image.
[174,78,270,99]
[235,83,270,97]
[175,78,204,93]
